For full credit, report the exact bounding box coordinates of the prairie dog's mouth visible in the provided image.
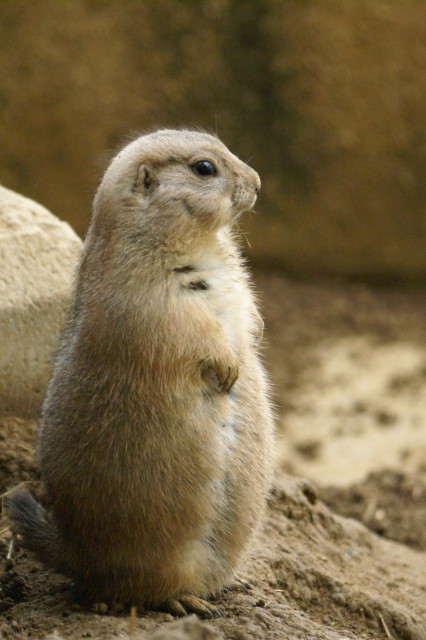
[240,194,258,216]
[231,186,258,216]
[248,191,258,210]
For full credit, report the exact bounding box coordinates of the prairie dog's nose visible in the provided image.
[251,169,261,195]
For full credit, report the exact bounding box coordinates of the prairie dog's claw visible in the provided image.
[202,359,239,394]
[162,594,224,618]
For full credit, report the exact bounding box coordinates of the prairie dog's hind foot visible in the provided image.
[162,594,224,619]
[223,577,253,593]
[75,593,224,619]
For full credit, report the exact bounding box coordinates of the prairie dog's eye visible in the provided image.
[192,160,217,177]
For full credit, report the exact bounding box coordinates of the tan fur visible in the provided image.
[13,130,274,607]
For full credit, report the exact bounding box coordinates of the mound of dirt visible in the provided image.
[321,469,426,552]
[0,474,424,639]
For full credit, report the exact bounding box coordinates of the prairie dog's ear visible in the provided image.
[133,165,158,196]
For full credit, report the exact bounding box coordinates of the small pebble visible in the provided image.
[254,609,274,626]
[93,602,108,614]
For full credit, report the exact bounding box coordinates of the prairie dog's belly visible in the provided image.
[206,272,249,349]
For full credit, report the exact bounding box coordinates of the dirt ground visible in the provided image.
[0,273,425,639]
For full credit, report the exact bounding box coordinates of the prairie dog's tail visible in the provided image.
[4,487,63,570]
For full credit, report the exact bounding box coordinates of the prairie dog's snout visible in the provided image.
[232,168,261,213]
[252,168,261,195]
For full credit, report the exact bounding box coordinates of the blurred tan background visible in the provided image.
[1,0,426,281]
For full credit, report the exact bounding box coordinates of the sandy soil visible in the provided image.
[258,274,426,485]
[0,273,425,639]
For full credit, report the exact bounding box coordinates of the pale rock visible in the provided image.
[0,185,82,418]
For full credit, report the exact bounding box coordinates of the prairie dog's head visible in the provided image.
[92,129,260,248]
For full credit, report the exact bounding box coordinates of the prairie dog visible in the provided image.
[7,129,274,617]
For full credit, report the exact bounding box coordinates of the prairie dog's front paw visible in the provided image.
[201,357,239,393]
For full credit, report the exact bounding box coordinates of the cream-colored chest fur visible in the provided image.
[173,229,252,355]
